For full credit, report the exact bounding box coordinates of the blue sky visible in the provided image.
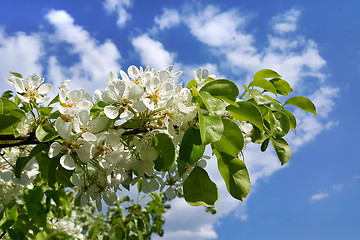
[0,0,359,239]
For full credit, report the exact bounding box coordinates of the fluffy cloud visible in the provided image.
[131,34,175,69]
[154,8,181,30]
[45,9,121,91]
[310,192,329,202]
[103,0,132,27]
[0,29,44,93]
[271,8,301,34]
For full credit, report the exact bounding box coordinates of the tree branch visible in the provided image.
[0,133,39,149]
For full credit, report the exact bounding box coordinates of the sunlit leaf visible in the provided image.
[183,166,219,206]
[271,137,291,165]
[213,148,250,201]
[226,101,263,131]
[284,96,317,116]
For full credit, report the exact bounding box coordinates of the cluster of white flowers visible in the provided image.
[0,147,39,212]
[4,65,255,211]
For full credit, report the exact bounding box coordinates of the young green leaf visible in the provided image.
[183,166,219,206]
[284,96,317,116]
[197,104,224,145]
[199,79,239,102]
[179,127,205,164]
[153,133,175,171]
[226,101,263,131]
[254,69,281,80]
[282,109,297,129]
[249,78,278,96]
[10,72,23,78]
[198,91,226,116]
[213,119,244,157]
[213,148,250,201]
[271,137,291,165]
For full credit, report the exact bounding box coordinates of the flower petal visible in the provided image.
[104,105,120,119]
[60,154,76,170]
[49,142,63,158]
[37,83,53,95]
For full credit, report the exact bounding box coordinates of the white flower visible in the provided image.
[8,74,53,103]
[143,75,174,110]
[102,71,144,119]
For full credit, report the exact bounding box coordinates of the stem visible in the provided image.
[0,133,39,149]
[0,154,15,169]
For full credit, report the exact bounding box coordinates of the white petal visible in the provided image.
[60,154,76,170]
[120,70,130,81]
[107,71,118,85]
[28,74,43,89]
[37,83,53,95]
[13,78,25,93]
[102,90,118,103]
[106,151,122,164]
[76,143,93,163]
[119,109,134,120]
[128,65,139,79]
[94,89,103,102]
[59,88,67,103]
[128,85,143,100]
[202,69,209,79]
[68,89,83,102]
[103,191,117,206]
[171,71,182,77]
[78,101,93,110]
[113,80,126,97]
[58,121,73,140]
[104,105,120,119]
[132,101,147,112]
[78,110,90,125]
[82,132,97,142]
[49,142,63,158]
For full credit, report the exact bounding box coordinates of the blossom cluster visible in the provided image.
[3,65,253,211]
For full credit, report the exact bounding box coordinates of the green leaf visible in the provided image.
[284,96,317,116]
[56,167,74,187]
[48,94,60,106]
[0,115,21,131]
[270,79,293,96]
[214,119,244,156]
[35,124,58,142]
[200,79,239,102]
[261,138,270,152]
[179,127,205,164]
[15,144,49,178]
[249,78,278,96]
[213,148,250,201]
[271,137,291,165]
[265,101,283,111]
[153,133,175,171]
[186,79,198,89]
[10,72,23,78]
[248,89,268,105]
[183,166,219,206]
[0,97,26,119]
[197,104,224,145]
[198,91,226,116]
[24,187,47,228]
[38,107,53,117]
[268,111,291,137]
[1,90,13,99]
[254,69,281,79]
[282,109,297,129]
[226,101,263,131]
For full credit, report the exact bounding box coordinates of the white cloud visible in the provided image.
[271,8,301,34]
[154,9,181,30]
[103,0,132,27]
[332,184,344,191]
[0,29,44,93]
[310,192,329,202]
[131,34,175,69]
[45,9,121,92]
